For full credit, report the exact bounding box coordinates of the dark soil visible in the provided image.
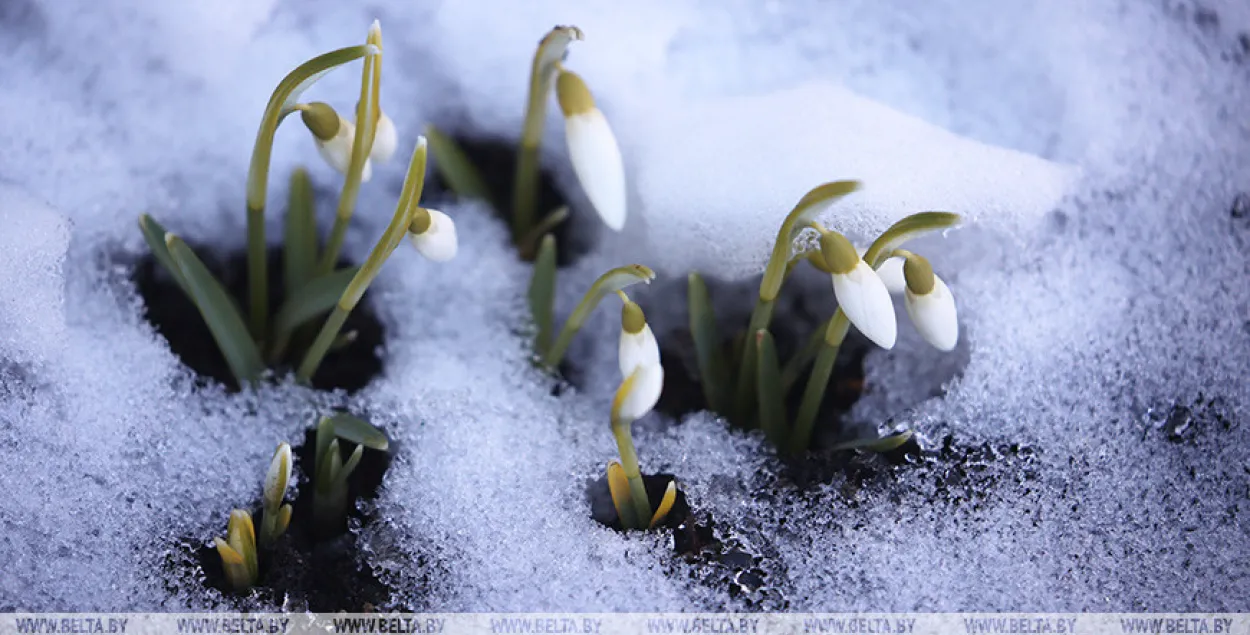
[186,421,396,611]
[133,247,384,393]
[424,134,597,266]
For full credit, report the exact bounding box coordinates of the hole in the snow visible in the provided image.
[183,423,396,611]
[133,247,384,393]
[424,133,598,266]
[586,472,691,534]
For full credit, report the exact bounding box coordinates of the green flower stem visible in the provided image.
[512,26,583,242]
[297,139,426,383]
[731,298,774,422]
[780,316,831,392]
[788,311,850,455]
[735,181,861,421]
[319,28,384,275]
[612,419,652,529]
[244,43,380,340]
[542,264,654,369]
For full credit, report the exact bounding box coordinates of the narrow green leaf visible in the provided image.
[789,339,839,456]
[518,206,569,260]
[283,167,318,298]
[338,443,364,483]
[137,215,189,294]
[829,430,915,453]
[755,329,787,448]
[426,124,492,202]
[687,272,730,414]
[164,234,265,385]
[272,267,360,344]
[315,417,334,470]
[862,211,961,268]
[320,439,343,489]
[781,317,829,393]
[528,234,558,354]
[325,412,389,450]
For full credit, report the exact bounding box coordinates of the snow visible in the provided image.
[0,0,1248,613]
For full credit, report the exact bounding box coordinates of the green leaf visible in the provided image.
[426,124,492,202]
[687,272,730,414]
[829,429,915,453]
[325,412,389,450]
[272,267,360,343]
[283,167,318,298]
[862,211,961,268]
[781,317,829,393]
[315,417,334,470]
[338,443,364,483]
[164,234,265,385]
[754,329,787,448]
[519,206,569,260]
[137,215,189,294]
[528,234,558,354]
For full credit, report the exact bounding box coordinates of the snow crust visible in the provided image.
[0,0,1248,612]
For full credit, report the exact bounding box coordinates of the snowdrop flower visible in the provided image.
[556,69,626,231]
[820,230,897,349]
[618,297,660,377]
[299,102,373,181]
[900,252,959,351]
[407,207,458,262]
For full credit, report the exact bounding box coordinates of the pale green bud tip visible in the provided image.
[621,301,646,334]
[819,230,859,274]
[903,253,935,295]
[409,207,432,234]
[557,70,595,117]
[300,102,340,141]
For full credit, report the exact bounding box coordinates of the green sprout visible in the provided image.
[605,297,677,531]
[258,442,293,548]
[139,22,455,389]
[425,25,627,258]
[687,181,963,455]
[214,510,259,592]
[312,413,389,532]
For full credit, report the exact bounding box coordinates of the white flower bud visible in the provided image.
[875,256,907,295]
[613,363,664,423]
[557,70,626,231]
[263,442,292,510]
[407,208,458,262]
[370,110,398,164]
[830,260,897,349]
[904,274,959,351]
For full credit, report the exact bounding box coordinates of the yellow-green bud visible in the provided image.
[818,230,859,275]
[300,102,340,141]
[556,70,595,117]
[409,207,432,235]
[902,252,935,295]
[621,301,646,335]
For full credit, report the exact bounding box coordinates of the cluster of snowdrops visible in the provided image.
[139,22,961,592]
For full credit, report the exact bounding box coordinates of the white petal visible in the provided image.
[408,209,458,262]
[904,275,959,351]
[618,323,660,378]
[565,109,626,231]
[370,111,397,163]
[616,363,664,422]
[831,260,897,349]
[316,122,373,182]
[876,256,907,295]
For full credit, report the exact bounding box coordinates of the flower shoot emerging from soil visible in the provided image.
[606,295,677,531]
